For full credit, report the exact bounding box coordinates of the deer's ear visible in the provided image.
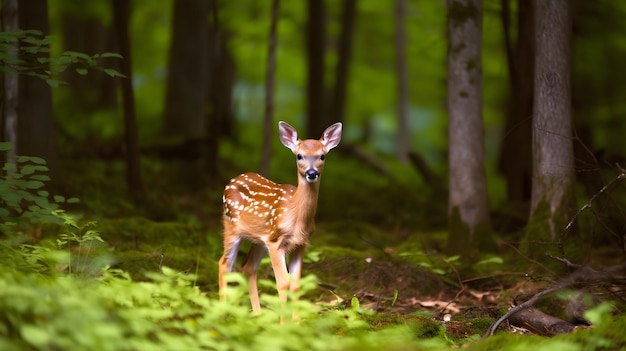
[321,122,342,151]
[278,121,299,151]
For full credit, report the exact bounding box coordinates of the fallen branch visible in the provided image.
[483,259,626,337]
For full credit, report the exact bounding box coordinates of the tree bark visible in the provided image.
[498,0,534,210]
[306,0,327,137]
[112,0,144,201]
[259,0,280,177]
[18,0,59,188]
[328,0,356,124]
[205,2,234,181]
[2,0,19,159]
[446,0,493,256]
[527,0,576,260]
[59,4,118,115]
[395,0,410,163]
[163,0,211,139]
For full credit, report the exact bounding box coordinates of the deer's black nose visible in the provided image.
[305,169,319,181]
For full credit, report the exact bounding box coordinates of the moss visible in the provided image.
[362,312,442,338]
[523,199,583,271]
[447,206,494,259]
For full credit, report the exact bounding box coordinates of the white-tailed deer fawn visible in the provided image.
[219,121,342,312]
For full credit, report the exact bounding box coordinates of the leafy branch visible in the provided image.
[0,29,125,87]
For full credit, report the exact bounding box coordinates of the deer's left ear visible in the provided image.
[278,121,299,151]
[321,122,342,151]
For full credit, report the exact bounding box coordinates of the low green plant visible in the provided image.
[0,142,79,231]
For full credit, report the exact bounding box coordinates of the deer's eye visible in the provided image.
[320,154,325,161]
[297,154,303,160]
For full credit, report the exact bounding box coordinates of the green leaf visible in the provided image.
[37,190,49,197]
[24,180,45,189]
[0,141,13,151]
[17,156,47,165]
[30,174,51,182]
[76,68,88,75]
[99,52,123,58]
[67,197,80,204]
[3,163,17,171]
[444,255,460,263]
[54,195,65,203]
[351,296,360,310]
[21,325,52,347]
[46,78,60,87]
[584,302,614,326]
[104,68,125,78]
[476,256,503,265]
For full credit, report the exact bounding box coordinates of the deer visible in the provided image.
[219,121,342,313]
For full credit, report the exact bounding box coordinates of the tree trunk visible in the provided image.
[59,4,118,115]
[259,0,280,177]
[18,0,59,188]
[163,0,211,139]
[395,0,410,163]
[446,0,493,256]
[112,0,144,201]
[498,0,534,212]
[205,2,234,181]
[2,0,19,159]
[328,0,356,124]
[527,0,577,261]
[305,0,326,137]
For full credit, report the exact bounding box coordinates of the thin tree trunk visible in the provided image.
[446,0,493,256]
[329,0,356,124]
[163,0,210,139]
[395,0,410,163]
[112,0,144,201]
[205,1,234,182]
[259,0,280,177]
[528,0,576,261]
[499,0,534,210]
[2,0,19,159]
[18,0,59,187]
[306,0,326,137]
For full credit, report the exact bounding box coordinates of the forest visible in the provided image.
[1,0,626,350]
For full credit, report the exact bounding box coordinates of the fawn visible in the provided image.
[219,121,342,312]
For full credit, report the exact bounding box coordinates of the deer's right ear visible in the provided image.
[278,121,299,151]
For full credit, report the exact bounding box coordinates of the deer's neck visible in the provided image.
[286,179,320,236]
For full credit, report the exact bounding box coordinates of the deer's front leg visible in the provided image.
[267,243,290,303]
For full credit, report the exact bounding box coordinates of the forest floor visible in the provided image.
[43,156,626,349]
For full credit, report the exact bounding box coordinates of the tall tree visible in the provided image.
[394,0,410,163]
[527,0,576,261]
[259,0,280,177]
[204,1,234,181]
[446,0,493,256]
[58,2,118,116]
[163,0,211,139]
[2,0,19,158]
[328,0,356,124]
[305,0,327,137]
[18,0,59,186]
[499,0,534,212]
[112,0,144,200]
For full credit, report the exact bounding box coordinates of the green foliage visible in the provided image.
[0,142,79,230]
[0,30,124,87]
